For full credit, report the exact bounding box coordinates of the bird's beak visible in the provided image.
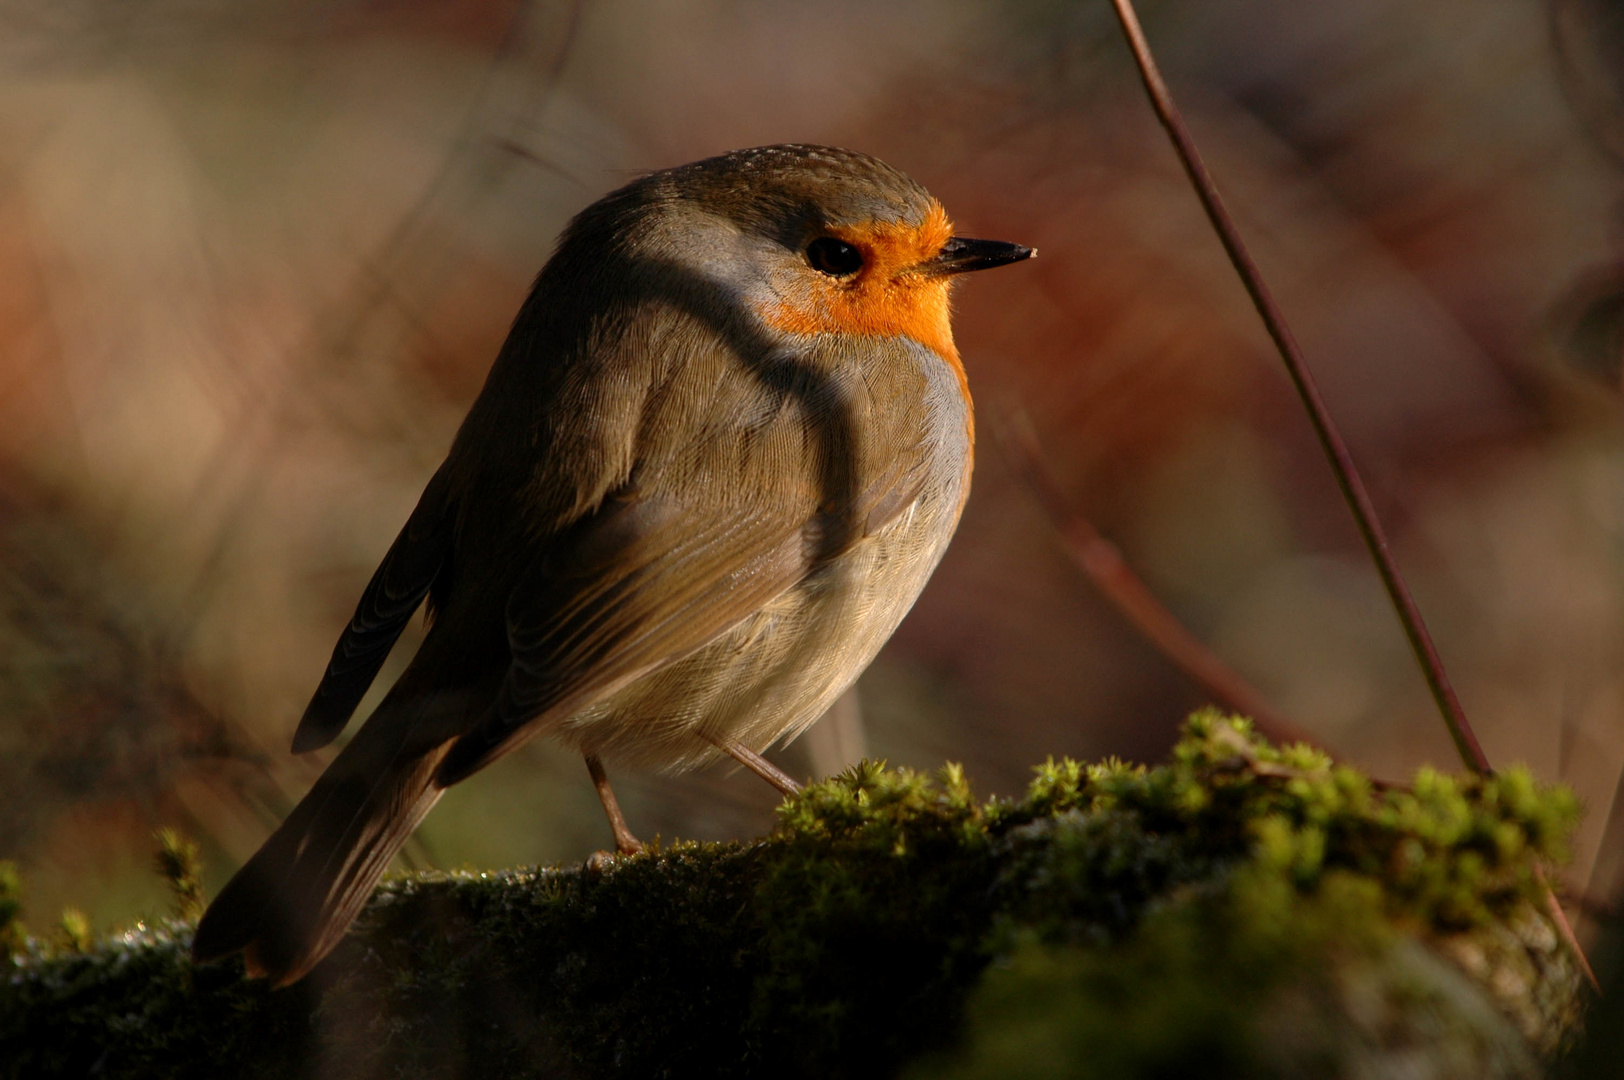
[923,236,1035,276]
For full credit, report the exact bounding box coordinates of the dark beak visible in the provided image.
[925,236,1035,276]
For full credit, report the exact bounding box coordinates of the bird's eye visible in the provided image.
[806,237,864,277]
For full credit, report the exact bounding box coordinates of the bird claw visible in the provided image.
[585,841,643,873]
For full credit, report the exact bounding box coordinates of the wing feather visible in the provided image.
[291,465,457,753]
[432,333,944,785]
[434,494,811,783]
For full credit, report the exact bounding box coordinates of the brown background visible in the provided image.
[2,0,1622,944]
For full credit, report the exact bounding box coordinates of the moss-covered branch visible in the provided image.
[0,714,1585,1078]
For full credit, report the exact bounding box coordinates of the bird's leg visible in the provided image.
[585,755,643,855]
[704,734,802,796]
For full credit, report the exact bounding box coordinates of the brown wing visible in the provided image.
[435,332,939,785]
[291,464,457,753]
[434,497,803,782]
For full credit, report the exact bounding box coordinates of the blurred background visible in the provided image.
[2,0,1624,950]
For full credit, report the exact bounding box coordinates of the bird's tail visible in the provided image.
[191,709,451,987]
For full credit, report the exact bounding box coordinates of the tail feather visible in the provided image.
[192,721,450,987]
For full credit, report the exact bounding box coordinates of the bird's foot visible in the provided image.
[585,841,642,872]
[585,754,645,858]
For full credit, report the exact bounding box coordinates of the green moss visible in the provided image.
[0,859,24,960]
[153,828,206,924]
[751,760,996,1068]
[0,714,1584,1078]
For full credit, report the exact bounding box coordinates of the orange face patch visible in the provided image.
[757,201,964,379]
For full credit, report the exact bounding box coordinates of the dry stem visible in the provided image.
[1104,0,1592,986]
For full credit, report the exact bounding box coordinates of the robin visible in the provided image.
[190,144,1032,986]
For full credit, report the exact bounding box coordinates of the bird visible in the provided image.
[190,144,1033,987]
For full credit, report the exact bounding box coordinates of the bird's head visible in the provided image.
[558,144,1032,366]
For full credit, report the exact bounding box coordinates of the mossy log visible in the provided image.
[0,714,1586,1078]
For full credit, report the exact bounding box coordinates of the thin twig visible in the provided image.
[1104,0,1593,986]
[1105,0,1487,775]
[999,411,1323,753]
[1539,864,1601,988]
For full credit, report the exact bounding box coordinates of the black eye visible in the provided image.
[806,237,864,276]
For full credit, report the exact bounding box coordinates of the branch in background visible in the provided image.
[1104,0,1487,777]
[1103,0,1595,987]
[999,410,1322,753]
